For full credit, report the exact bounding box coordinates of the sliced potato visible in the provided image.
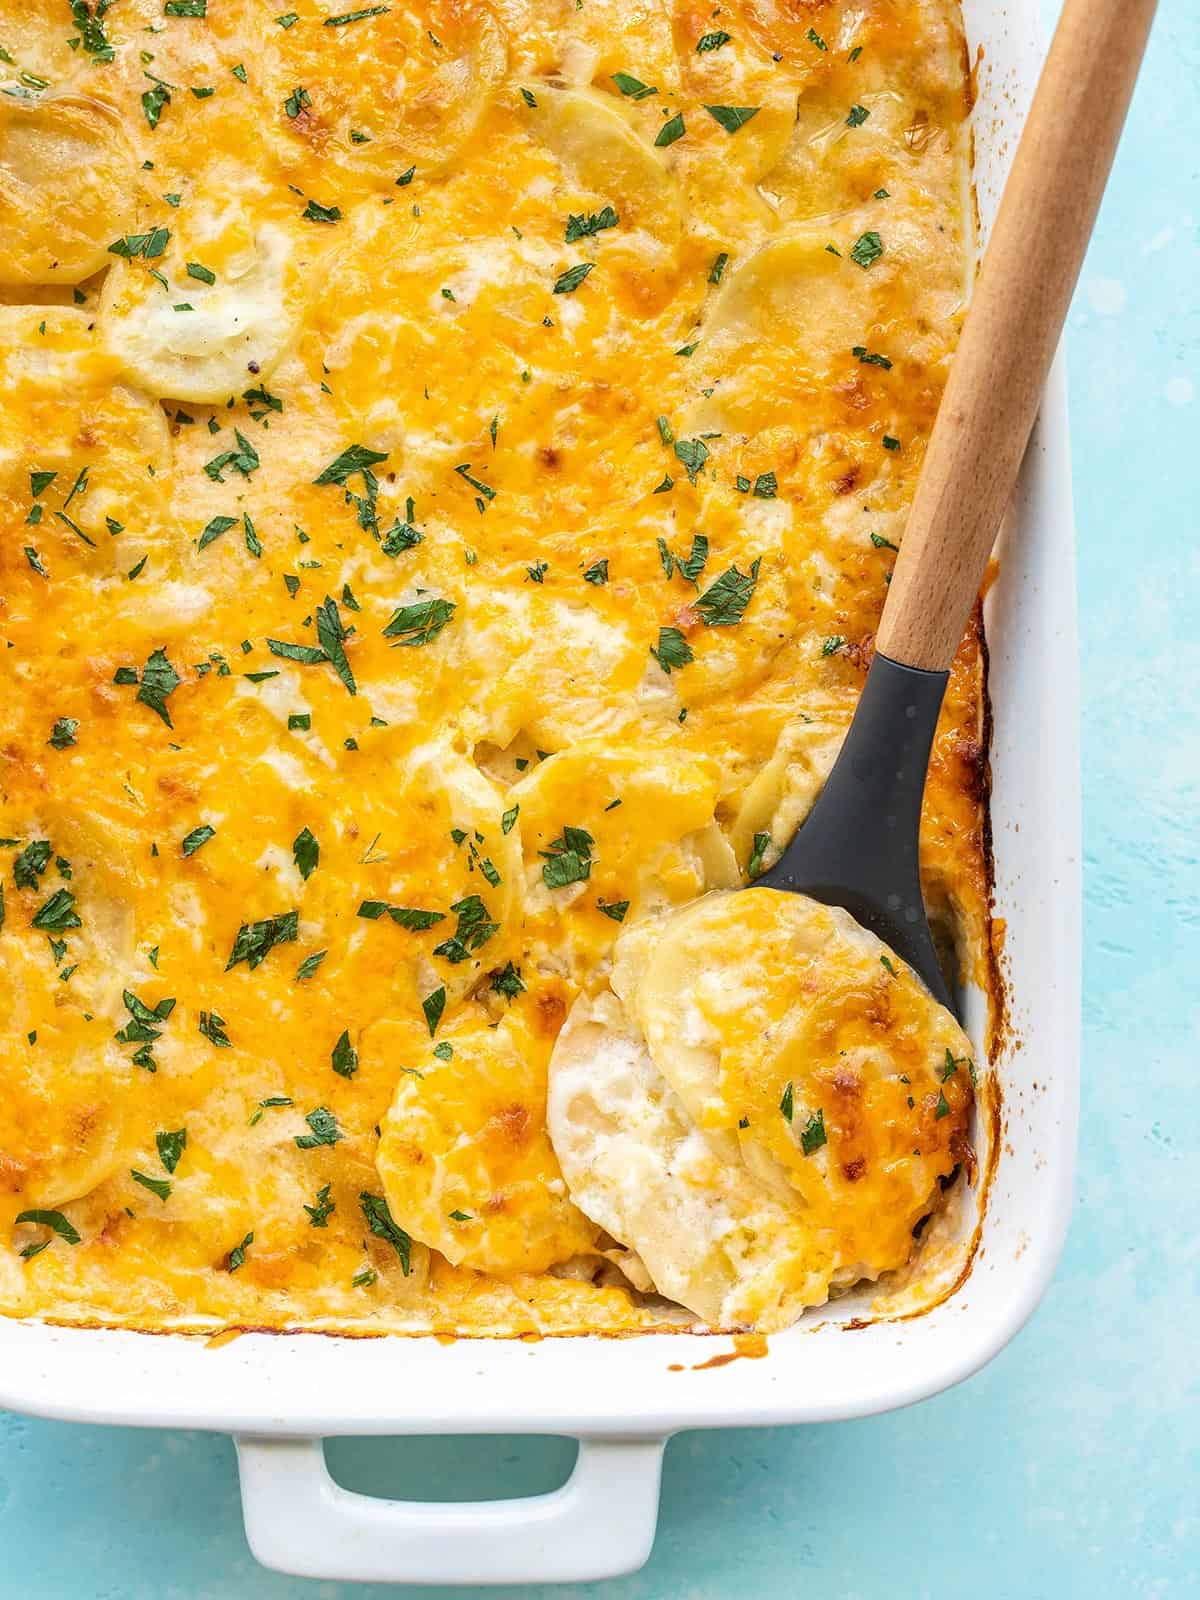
[0,1016,131,1210]
[388,8,508,170]
[727,713,848,864]
[686,228,885,434]
[0,95,134,286]
[532,86,681,250]
[625,890,974,1268]
[451,586,650,748]
[547,988,827,1329]
[386,739,525,1005]
[100,222,303,402]
[377,1007,597,1274]
[512,740,737,934]
[549,890,975,1328]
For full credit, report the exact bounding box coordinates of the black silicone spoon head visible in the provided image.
[756,652,956,1014]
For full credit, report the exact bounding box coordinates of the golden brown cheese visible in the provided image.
[0,0,987,1335]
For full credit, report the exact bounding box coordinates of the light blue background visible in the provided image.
[4,4,1196,1596]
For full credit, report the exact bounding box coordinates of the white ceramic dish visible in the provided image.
[0,1,1080,1584]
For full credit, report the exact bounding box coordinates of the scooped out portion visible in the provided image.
[547,889,976,1331]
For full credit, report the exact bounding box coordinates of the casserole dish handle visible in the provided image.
[235,1432,667,1584]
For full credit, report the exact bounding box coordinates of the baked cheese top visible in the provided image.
[0,0,987,1335]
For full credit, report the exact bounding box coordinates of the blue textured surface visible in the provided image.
[3,5,1197,1596]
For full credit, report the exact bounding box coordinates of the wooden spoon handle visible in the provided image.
[875,0,1157,673]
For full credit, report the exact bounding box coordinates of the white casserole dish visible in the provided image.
[0,1,1080,1584]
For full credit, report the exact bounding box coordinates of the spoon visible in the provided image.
[759,0,1157,1012]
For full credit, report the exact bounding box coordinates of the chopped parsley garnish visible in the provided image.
[302,198,342,223]
[359,1191,412,1273]
[655,112,686,147]
[695,558,761,627]
[198,514,237,551]
[807,26,826,49]
[696,29,731,51]
[130,1168,171,1202]
[658,532,708,584]
[421,985,446,1036]
[285,85,311,118]
[382,597,455,647]
[156,1128,187,1174]
[490,961,525,1000]
[69,0,116,59]
[541,826,594,889]
[583,559,609,584]
[935,1090,951,1120]
[612,71,657,101]
[850,231,884,269]
[108,227,171,261]
[226,910,299,971]
[198,1009,231,1048]
[853,345,893,369]
[186,261,216,285]
[15,1209,80,1246]
[704,105,760,133]
[226,1231,253,1272]
[433,894,498,964]
[113,647,181,727]
[314,443,389,486]
[181,824,215,856]
[598,899,629,923]
[292,826,319,880]
[142,82,170,129]
[565,206,618,243]
[651,626,693,675]
[304,1184,335,1227]
[822,635,845,657]
[800,1109,828,1154]
[296,951,327,981]
[501,804,519,834]
[709,251,729,285]
[880,954,898,976]
[672,437,709,483]
[31,888,81,932]
[204,429,260,483]
[553,262,594,294]
[846,104,870,126]
[747,831,772,878]
[295,1107,342,1148]
[331,1030,358,1078]
[779,1081,794,1121]
[871,532,900,551]
[14,839,52,889]
[324,3,389,23]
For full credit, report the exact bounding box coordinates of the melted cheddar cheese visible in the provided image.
[0,0,988,1336]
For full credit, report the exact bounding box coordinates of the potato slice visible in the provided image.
[685,228,885,435]
[511,740,737,943]
[532,86,681,250]
[388,7,508,170]
[547,989,828,1329]
[727,713,848,864]
[100,221,303,402]
[377,1007,597,1275]
[629,891,974,1264]
[383,739,525,1007]
[0,95,134,286]
[451,586,650,748]
[549,888,975,1329]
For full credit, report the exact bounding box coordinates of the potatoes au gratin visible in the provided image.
[0,0,994,1336]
